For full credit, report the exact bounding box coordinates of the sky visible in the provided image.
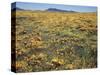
[12,2,97,12]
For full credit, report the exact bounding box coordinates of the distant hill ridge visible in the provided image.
[12,7,76,12]
[46,8,76,12]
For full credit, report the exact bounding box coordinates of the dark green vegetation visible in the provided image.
[12,11,97,72]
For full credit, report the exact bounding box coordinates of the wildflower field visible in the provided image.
[12,10,97,72]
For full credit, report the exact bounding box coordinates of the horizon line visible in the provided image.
[11,2,97,12]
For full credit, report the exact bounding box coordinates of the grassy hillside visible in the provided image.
[12,11,97,72]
